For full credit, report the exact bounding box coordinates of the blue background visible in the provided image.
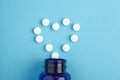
[0,0,120,80]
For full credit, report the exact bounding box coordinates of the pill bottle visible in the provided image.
[39,58,71,80]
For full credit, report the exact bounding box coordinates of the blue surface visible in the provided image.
[0,0,120,80]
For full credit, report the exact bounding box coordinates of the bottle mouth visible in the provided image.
[45,58,66,74]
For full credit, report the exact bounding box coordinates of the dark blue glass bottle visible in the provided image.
[39,58,71,80]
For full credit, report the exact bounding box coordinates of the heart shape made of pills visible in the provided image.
[33,18,80,58]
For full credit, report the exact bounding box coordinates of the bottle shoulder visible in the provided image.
[39,72,54,80]
[57,73,71,80]
[39,72,71,80]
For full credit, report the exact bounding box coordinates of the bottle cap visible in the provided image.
[45,58,66,74]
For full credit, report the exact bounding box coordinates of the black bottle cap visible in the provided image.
[45,58,66,74]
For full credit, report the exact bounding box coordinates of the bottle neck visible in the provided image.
[45,58,66,75]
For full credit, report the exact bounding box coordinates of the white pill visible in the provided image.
[62,18,70,26]
[52,23,60,31]
[33,27,41,35]
[42,18,50,26]
[70,34,79,42]
[45,44,53,52]
[62,44,70,52]
[51,52,59,58]
[35,35,43,43]
[73,23,80,31]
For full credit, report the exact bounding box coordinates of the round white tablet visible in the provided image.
[42,18,50,26]
[33,27,41,35]
[62,18,70,26]
[62,44,70,52]
[70,34,79,42]
[73,23,80,31]
[52,23,60,31]
[45,44,53,52]
[35,35,43,43]
[51,52,59,58]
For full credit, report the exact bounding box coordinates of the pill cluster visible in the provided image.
[33,18,80,58]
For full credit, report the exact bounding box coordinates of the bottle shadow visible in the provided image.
[26,59,44,80]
